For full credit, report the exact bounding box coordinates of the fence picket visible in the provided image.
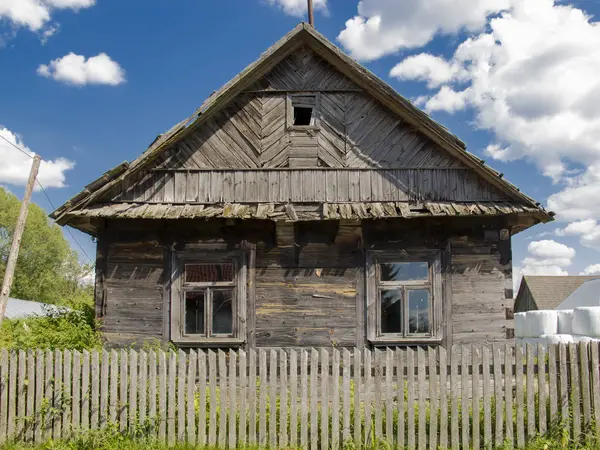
[354,348,362,448]
[91,350,99,432]
[472,345,480,450]
[187,350,197,445]
[197,351,207,447]
[229,350,237,449]
[364,348,373,448]
[258,349,267,448]
[71,351,80,437]
[81,350,90,433]
[178,350,186,444]
[374,349,382,441]
[138,351,147,429]
[569,343,582,439]
[158,351,167,441]
[505,344,514,446]
[461,346,470,450]
[559,344,569,436]
[515,343,525,447]
[278,349,288,448]
[548,344,558,424]
[61,350,71,437]
[385,348,393,446]
[218,350,227,449]
[148,351,157,434]
[397,348,405,449]
[17,351,26,439]
[289,349,297,447]
[526,344,535,439]
[482,345,491,447]
[321,348,329,450]
[8,352,17,440]
[342,349,350,444]
[439,347,447,449]
[428,347,438,450]
[580,342,592,429]
[167,351,176,445]
[418,347,427,450]
[332,348,341,450]
[406,347,415,450]
[591,343,600,443]
[493,344,503,448]
[301,349,309,448]
[118,350,127,433]
[99,350,108,429]
[53,350,62,438]
[269,350,277,449]
[239,350,247,447]
[310,348,318,450]
[109,350,118,425]
[450,346,459,450]
[248,349,257,446]
[538,343,547,435]
[0,350,7,443]
[129,350,138,435]
[25,351,35,441]
[208,350,217,446]
[35,350,44,443]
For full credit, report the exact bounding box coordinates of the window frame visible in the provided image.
[170,250,247,346]
[366,250,442,345]
[286,93,321,131]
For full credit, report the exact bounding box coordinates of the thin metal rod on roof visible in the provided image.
[307,0,314,27]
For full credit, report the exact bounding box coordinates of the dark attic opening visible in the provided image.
[293,106,313,126]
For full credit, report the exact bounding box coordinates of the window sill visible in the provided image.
[369,336,443,346]
[172,337,245,348]
[287,125,320,132]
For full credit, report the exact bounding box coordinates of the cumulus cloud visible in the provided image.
[0,0,94,42]
[581,265,600,276]
[390,54,458,88]
[37,53,126,86]
[0,127,74,189]
[513,239,575,291]
[265,0,327,17]
[338,0,511,61]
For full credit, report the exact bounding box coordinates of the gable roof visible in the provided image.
[517,275,599,310]
[50,23,553,227]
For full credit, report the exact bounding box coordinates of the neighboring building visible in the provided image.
[514,276,598,313]
[50,23,552,349]
[556,278,600,310]
[5,298,59,320]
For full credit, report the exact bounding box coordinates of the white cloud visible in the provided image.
[0,0,94,41]
[37,53,126,86]
[0,127,74,189]
[513,239,574,292]
[557,219,598,236]
[265,0,327,17]
[548,166,600,222]
[581,264,600,276]
[390,54,458,88]
[338,0,511,61]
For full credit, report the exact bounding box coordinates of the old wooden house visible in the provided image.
[51,24,552,349]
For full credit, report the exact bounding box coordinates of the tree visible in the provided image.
[0,186,92,305]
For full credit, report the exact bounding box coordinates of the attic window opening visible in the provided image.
[294,106,313,126]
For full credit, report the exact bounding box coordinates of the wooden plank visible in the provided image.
[364,348,373,448]
[354,348,362,447]
[7,352,17,441]
[229,351,237,449]
[109,351,118,426]
[138,351,147,430]
[310,348,318,450]
[0,350,7,444]
[178,350,187,443]
[53,350,62,438]
[569,343,581,439]
[385,348,394,446]
[148,351,157,434]
[428,347,438,450]
[197,351,207,447]
[559,344,569,437]
[321,348,329,450]
[81,350,90,433]
[418,347,427,450]
[280,349,288,448]
[342,349,351,443]
[538,344,547,435]
[450,346,459,450]
[406,347,415,450]
[15,351,25,439]
[168,351,176,445]
[526,344,536,439]
[248,349,257,446]
[579,342,592,430]
[290,349,298,447]
[129,350,138,435]
[301,349,309,448]
[439,347,448,449]
[269,350,277,449]
[396,349,406,448]
[187,350,197,445]
[207,350,217,446]
[548,345,558,426]
[218,350,227,449]
[332,348,341,450]
[482,344,492,448]
[95,350,107,431]
[158,351,167,441]
[258,349,267,448]
[35,350,45,443]
[505,344,514,446]
[61,351,71,437]
[88,350,99,432]
[493,344,503,448]
[472,345,481,450]
[239,350,247,448]
[118,350,127,433]
[374,349,383,441]
[515,343,525,448]
[461,346,470,450]
[591,343,600,445]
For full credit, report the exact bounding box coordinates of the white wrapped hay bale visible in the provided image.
[524,310,558,337]
[572,307,600,337]
[515,337,544,355]
[541,334,574,345]
[514,312,528,338]
[573,335,599,344]
[556,310,574,335]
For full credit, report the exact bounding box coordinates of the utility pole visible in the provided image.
[0,155,41,326]
[307,0,314,27]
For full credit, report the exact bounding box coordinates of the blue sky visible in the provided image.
[1,0,599,286]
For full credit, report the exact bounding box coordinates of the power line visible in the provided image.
[0,133,35,160]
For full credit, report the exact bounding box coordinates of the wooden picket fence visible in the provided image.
[0,343,599,449]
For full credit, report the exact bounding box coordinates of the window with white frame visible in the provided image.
[171,251,246,345]
[367,251,442,343]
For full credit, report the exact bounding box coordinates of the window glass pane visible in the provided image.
[380,289,403,334]
[185,291,205,335]
[408,290,430,334]
[185,263,234,283]
[380,262,428,282]
[212,289,234,335]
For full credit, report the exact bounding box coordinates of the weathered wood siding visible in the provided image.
[449,233,513,345]
[110,169,509,204]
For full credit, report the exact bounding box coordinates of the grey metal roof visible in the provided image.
[556,278,600,309]
[5,298,60,320]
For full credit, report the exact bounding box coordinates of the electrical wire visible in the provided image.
[0,133,34,159]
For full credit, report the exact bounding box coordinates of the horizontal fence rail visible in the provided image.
[0,343,599,449]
